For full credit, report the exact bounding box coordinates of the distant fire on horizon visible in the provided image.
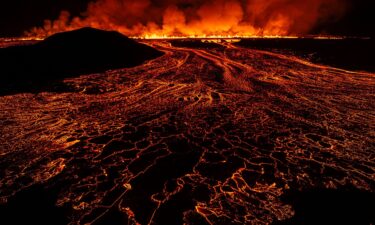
[26,0,348,38]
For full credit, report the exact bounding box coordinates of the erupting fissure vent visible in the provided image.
[26,0,348,39]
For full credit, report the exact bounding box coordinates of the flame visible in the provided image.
[25,0,348,39]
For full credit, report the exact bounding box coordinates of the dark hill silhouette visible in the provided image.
[0,27,163,95]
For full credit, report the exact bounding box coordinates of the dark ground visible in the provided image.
[235,38,375,72]
[0,28,163,96]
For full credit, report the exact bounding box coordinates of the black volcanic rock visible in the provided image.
[235,38,375,72]
[0,28,163,95]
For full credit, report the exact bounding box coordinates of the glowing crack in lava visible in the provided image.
[0,36,374,225]
[26,0,348,38]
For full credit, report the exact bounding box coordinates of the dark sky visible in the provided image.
[0,0,373,37]
[0,0,91,37]
[311,0,374,37]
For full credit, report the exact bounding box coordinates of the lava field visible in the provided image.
[0,38,374,225]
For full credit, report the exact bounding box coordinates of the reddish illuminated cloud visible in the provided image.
[27,0,348,38]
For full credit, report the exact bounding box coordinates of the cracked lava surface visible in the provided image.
[0,40,374,225]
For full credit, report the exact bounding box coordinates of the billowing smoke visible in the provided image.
[27,0,348,37]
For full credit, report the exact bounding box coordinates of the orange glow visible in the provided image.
[0,34,374,224]
[25,0,348,38]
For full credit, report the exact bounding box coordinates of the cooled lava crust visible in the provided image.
[0,33,374,225]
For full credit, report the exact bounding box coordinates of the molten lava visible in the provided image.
[26,0,348,38]
[0,37,374,225]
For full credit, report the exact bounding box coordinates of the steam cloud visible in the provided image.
[27,0,348,37]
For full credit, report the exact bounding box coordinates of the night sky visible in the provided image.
[0,0,373,37]
[0,0,91,37]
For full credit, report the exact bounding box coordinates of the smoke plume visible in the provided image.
[27,0,348,37]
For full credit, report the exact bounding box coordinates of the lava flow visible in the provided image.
[0,38,374,225]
